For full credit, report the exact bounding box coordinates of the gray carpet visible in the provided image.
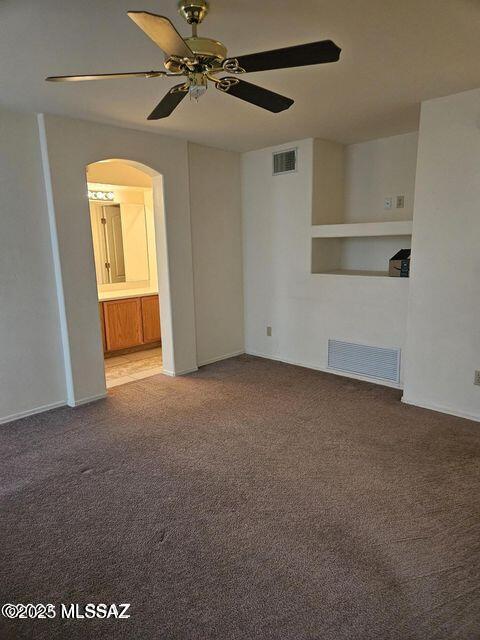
[1,355,479,639]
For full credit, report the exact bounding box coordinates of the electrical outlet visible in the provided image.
[474,370,480,386]
[384,197,393,210]
[396,195,405,209]
[266,326,272,337]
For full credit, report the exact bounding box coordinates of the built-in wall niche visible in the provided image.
[311,134,418,226]
[310,134,417,278]
[311,235,412,277]
[311,138,346,226]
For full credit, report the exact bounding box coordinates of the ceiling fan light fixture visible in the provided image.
[46,2,341,119]
[188,72,208,100]
[189,83,208,101]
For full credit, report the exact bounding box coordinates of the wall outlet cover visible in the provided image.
[384,197,393,210]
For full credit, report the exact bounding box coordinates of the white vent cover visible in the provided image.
[273,148,297,175]
[328,340,400,383]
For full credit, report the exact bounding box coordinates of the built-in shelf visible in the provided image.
[310,138,414,279]
[316,269,412,278]
[311,235,412,277]
[311,220,413,239]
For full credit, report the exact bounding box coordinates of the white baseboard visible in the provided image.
[149,350,245,377]
[162,367,198,377]
[136,350,245,378]
[68,392,108,408]
[125,351,244,379]
[245,349,402,390]
[0,400,66,426]
[198,350,245,367]
[401,395,480,423]
[245,350,479,423]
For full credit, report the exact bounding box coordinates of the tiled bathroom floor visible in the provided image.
[104,347,163,389]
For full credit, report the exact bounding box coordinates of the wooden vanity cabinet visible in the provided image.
[141,295,161,343]
[100,294,161,354]
[103,298,143,352]
[99,303,106,352]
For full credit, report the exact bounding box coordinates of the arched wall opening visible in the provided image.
[37,114,198,408]
[85,159,173,388]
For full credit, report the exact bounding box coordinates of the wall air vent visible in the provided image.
[273,148,297,175]
[328,340,401,384]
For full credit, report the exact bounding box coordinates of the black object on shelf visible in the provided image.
[389,249,411,277]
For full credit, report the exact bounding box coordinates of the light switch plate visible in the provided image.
[474,370,480,386]
[396,195,405,209]
[266,326,272,337]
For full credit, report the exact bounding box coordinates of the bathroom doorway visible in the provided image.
[86,159,164,388]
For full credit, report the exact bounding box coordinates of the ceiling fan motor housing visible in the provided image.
[186,37,227,62]
[178,0,209,24]
[164,36,227,72]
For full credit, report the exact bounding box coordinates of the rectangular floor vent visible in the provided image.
[328,340,400,383]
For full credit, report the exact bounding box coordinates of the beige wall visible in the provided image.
[0,111,245,423]
[188,143,244,365]
[0,109,65,422]
[312,138,345,225]
[345,132,418,223]
[403,88,480,420]
[242,138,410,385]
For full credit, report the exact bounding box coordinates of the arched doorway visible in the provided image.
[86,159,171,388]
[37,114,198,408]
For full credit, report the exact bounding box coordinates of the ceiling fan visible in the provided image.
[46,0,341,120]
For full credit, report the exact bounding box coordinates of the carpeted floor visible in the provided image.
[1,355,479,639]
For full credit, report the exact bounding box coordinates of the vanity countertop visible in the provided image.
[98,288,159,303]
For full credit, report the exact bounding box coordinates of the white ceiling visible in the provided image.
[1,0,480,151]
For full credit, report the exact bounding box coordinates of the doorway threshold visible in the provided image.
[105,347,163,388]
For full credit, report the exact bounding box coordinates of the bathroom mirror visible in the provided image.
[89,202,150,286]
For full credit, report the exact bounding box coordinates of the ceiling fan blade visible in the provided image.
[46,71,167,82]
[147,84,189,120]
[217,78,293,113]
[128,11,193,59]
[226,40,341,73]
